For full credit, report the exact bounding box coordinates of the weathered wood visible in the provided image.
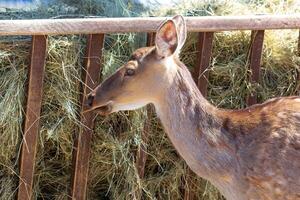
[193,32,214,97]
[17,35,47,200]
[247,30,265,105]
[135,107,151,179]
[298,29,300,57]
[70,34,104,200]
[0,15,300,35]
[184,174,196,200]
[297,30,300,93]
[146,32,156,48]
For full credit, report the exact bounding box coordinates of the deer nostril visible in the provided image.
[86,94,94,107]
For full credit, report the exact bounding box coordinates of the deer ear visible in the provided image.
[172,15,187,52]
[155,19,178,58]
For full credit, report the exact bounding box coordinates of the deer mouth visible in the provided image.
[93,101,113,115]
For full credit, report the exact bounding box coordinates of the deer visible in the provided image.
[85,15,300,200]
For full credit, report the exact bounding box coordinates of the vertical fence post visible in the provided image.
[185,32,214,200]
[193,32,214,97]
[297,30,300,93]
[70,34,104,200]
[298,30,300,57]
[247,30,264,105]
[134,32,155,199]
[17,35,47,200]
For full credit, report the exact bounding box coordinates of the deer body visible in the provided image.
[155,58,300,200]
[87,16,300,200]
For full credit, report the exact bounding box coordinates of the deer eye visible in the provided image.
[125,68,135,76]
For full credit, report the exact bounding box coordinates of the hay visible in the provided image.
[0,0,300,199]
[0,40,30,200]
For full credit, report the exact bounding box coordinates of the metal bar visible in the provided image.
[70,34,104,200]
[247,30,265,105]
[193,32,214,96]
[0,15,300,35]
[17,35,47,200]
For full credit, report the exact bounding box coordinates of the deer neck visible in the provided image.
[154,61,238,185]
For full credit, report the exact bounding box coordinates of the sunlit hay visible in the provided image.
[260,29,300,100]
[89,111,143,200]
[141,113,186,200]
[88,33,146,200]
[154,0,300,17]
[0,41,30,200]
[33,35,84,199]
[208,31,252,109]
[102,33,143,78]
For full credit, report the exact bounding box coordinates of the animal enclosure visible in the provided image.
[1,15,300,200]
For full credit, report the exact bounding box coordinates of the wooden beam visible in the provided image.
[193,32,214,96]
[135,108,151,179]
[70,34,104,200]
[146,32,156,48]
[184,175,196,200]
[17,35,47,200]
[247,30,265,105]
[297,30,300,94]
[298,29,300,57]
[0,15,300,36]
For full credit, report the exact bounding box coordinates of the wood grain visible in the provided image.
[70,34,104,200]
[297,30,300,94]
[0,15,300,35]
[17,35,47,200]
[247,30,265,105]
[193,32,214,97]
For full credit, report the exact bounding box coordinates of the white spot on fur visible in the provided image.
[113,100,148,112]
[161,57,178,80]
[292,113,300,118]
[275,187,282,195]
[294,98,300,103]
[272,132,280,138]
[277,112,287,118]
[277,99,285,103]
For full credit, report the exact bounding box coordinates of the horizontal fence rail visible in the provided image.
[0,15,300,35]
[0,14,297,200]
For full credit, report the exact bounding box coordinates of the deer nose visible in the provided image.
[86,94,95,107]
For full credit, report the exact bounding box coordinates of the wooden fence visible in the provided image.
[0,15,300,200]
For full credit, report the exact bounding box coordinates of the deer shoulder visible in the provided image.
[218,96,300,199]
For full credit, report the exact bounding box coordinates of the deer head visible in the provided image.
[86,15,187,115]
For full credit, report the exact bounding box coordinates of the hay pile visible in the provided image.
[1,0,300,199]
